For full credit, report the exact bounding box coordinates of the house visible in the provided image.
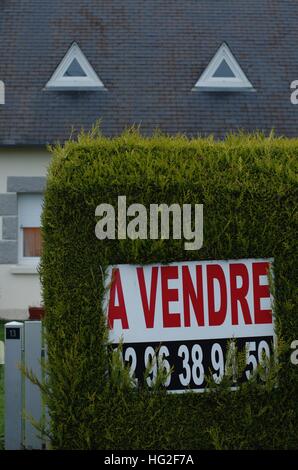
[0,1,297,320]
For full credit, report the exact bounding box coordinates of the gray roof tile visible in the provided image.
[0,0,298,144]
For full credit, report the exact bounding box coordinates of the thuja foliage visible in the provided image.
[40,129,298,449]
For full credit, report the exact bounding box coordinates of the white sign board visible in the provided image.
[105,258,275,391]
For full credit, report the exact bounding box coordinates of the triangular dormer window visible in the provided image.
[45,42,106,91]
[64,58,87,77]
[193,43,255,92]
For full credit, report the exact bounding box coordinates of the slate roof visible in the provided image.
[0,0,298,145]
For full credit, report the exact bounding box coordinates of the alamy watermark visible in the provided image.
[290,80,298,104]
[95,196,203,251]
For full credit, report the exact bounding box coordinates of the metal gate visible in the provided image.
[4,321,48,450]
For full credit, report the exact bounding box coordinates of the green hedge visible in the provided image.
[41,130,298,449]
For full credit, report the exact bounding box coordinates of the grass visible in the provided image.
[0,321,4,449]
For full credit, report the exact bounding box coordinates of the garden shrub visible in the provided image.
[40,130,298,449]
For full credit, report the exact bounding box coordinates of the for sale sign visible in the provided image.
[104,258,275,391]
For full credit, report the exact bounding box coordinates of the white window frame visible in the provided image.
[18,193,43,266]
[193,42,255,92]
[45,42,106,91]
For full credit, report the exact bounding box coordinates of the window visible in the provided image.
[0,81,4,104]
[193,42,255,92]
[45,42,106,91]
[18,194,43,264]
[23,228,42,257]
[63,58,87,77]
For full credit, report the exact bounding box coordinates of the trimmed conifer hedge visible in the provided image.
[41,130,298,449]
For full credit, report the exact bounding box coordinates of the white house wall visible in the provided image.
[0,148,51,319]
